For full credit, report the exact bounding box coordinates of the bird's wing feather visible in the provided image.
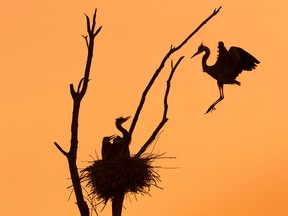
[229,47,260,71]
[215,42,229,67]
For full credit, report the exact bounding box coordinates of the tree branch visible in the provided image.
[54,9,102,216]
[134,56,185,158]
[128,6,222,138]
[54,142,68,157]
[178,6,222,51]
[77,78,85,93]
[82,35,89,48]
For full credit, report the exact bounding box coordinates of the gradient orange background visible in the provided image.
[1,1,288,216]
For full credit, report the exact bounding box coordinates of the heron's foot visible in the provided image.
[205,105,216,114]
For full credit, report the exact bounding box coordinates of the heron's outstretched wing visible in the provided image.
[229,47,260,76]
[215,41,229,68]
[213,41,236,79]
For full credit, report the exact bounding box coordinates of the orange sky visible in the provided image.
[1,1,288,216]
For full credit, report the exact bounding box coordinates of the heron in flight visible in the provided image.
[191,41,260,114]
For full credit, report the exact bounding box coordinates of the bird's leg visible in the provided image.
[205,83,224,114]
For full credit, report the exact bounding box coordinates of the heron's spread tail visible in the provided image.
[225,80,241,86]
[234,80,241,86]
[228,80,241,86]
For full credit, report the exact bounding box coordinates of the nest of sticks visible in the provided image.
[80,153,163,203]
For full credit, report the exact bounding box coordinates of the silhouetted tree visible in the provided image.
[54,9,101,216]
[54,6,222,216]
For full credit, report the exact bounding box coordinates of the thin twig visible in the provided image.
[77,78,85,93]
[54,142,68,156]
[82,35,89,48]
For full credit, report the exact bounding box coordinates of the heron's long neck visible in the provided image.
[116,124,129,138]
[202,47,212,72]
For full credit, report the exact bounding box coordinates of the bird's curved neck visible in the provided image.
[116,124,129,138]
[202,46,212,72]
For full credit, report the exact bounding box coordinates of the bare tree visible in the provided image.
[54,6,222,216]
[54,10,101,216]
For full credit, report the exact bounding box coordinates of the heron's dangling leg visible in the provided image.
[205,83,224,114]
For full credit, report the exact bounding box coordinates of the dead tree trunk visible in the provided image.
[54,10,102,216]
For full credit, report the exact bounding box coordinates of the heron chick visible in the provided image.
[102,134,117,160]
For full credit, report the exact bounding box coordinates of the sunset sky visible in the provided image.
[1,1,288,216]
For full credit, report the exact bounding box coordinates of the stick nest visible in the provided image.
[80,154,162,203]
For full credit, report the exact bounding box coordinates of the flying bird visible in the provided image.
[191,41,260,114]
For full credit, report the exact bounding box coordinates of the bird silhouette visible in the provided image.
[111,116,131,216]
[101,134,116,160]
[191,41,260,114]
[111,116,131,159]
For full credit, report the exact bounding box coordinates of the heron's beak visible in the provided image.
[109,134,117,140]
[191,51,200,58]
[123,116,131,122]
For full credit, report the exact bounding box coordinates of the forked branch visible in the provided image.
[128,6,222,138]
[54,9,102,216]
[129,7,222,156]
[134,56,185,158]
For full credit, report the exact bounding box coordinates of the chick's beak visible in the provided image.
[109,134,117,140]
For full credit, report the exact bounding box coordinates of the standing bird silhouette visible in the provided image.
[111,116,131,216]
[191,41,260,114]
[111,116,131,159]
